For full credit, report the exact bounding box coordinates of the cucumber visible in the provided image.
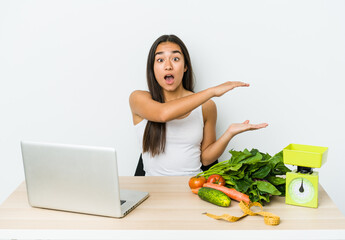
[198,187,231,207]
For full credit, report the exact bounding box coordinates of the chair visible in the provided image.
[134,154,218,176]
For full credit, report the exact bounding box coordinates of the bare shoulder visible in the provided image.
[129,90,151,125]
[129,90,151,105]
[202,99,217,113]
[129,90,151,101]
[202,99,217,122]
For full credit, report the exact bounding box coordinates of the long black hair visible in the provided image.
[143,34,194,156]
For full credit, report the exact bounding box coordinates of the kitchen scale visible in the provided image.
[283,144,328,208]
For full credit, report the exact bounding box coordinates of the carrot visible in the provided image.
[203,183,250,204]
[191,187,201,194]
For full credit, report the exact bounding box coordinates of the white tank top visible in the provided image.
[135,106,204,176]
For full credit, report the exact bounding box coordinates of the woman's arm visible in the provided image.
[200,102,268,166]
[129,81,249,123]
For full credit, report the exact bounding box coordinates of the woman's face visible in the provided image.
[154,41,187,93]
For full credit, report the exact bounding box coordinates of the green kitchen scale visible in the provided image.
[283,144,328,208]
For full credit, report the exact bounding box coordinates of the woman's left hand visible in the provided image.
[227,120,268,137]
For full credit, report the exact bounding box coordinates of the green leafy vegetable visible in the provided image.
[266,176,286,185]
[197,148,291,204]
[251,165,271,179]
[254,181,281,195]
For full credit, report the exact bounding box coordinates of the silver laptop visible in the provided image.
[20,141,149,218]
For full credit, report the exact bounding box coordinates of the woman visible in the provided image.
[130,34,267,176]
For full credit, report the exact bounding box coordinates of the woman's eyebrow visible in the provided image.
[155,50,182,56]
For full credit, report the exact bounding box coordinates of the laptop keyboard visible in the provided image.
[120,200,126,205]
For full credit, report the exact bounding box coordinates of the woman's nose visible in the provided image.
[164,60,172,70]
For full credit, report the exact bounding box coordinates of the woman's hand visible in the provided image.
[212,81,250,97]
[227,120,268,137]
[200,119,268,166]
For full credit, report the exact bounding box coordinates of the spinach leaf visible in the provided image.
[259,192,270,203]
[250,149,259,155]
[276,184,286,196]
[240,152,263,164]
[266,176,286,185]
[229,149,252,164]
[231,176,253,193]
[268,151,284,168]
[228,163,243,171]
[261,152,272,161]
[246,161,267,173]
[272,162,291,175]
[250,194,260,203]
[254,181,282,195]
[251,165,271,179]
[227,165,246,179]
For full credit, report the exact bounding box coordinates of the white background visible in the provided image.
[1,0,344,216]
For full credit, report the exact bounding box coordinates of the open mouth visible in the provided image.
[164,74,174,84]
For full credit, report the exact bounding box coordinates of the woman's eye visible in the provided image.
[173,57,180,61]
[157,58,164,63]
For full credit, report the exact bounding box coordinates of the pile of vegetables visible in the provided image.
[189,175,251,207]
[193,148,291,204]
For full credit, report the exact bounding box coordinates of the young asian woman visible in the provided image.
[129,34,268,176]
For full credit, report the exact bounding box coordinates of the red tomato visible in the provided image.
[207,174,225,186]
[188,176,206,189]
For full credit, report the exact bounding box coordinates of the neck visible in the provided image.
[163,85,187,102]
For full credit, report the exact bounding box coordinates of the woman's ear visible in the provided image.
[184,66,188,72]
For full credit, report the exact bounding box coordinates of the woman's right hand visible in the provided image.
[212,81,250,97]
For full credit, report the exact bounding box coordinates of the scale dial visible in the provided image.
[288,177,315,204]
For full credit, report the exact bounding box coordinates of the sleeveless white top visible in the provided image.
[135,106,204,176]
